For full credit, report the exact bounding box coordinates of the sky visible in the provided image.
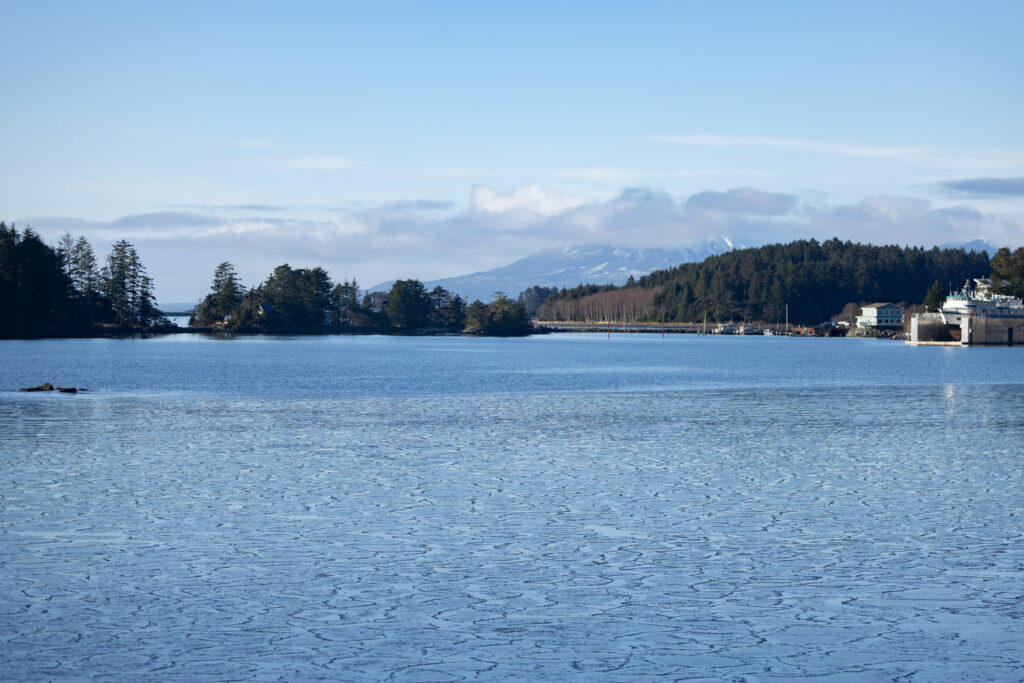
[2,0,1023,303]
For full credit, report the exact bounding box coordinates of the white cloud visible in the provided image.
[285,156,355,171]
[191,221,279,238]
[802,194,1024,247]
[470,184,588,216]
[22,184,1024,301]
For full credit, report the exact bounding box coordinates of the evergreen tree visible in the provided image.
[104,240,132,325]
[991,247,1024,298]
[386,279,432,330]
[192,262,245,326]
[103,240,158,327]
[922,280,946,312]
[57,232,76,292]
[463,299,488,332]
[517,285,556,318]
[463,293,532,336]
[212,262,245,316]
[330,279,362,327]
[244,263,336,333]
[70,236,100,297]
[428,285,466,330]
[299,267,334,330]
[0,222,88,338]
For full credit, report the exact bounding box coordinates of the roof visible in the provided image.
[862,303,902,310]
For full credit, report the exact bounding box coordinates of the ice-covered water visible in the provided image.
[2,334,1023,680]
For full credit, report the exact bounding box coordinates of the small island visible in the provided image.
[189,262,532,336]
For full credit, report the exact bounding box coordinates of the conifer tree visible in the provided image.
[193,261,245,325]
[103,240,157,327]
[71,236,100,297]
[923,280,945,312]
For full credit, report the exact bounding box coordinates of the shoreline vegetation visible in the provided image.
[536,239,1012,324]
[0,222,532,339]
[3,221,1023,341]
[188,264,532,337]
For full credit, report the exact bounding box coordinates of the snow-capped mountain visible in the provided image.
[939,238,1003,255]
[372,241,733,302]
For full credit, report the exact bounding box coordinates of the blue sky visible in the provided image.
[3,1,1023,301]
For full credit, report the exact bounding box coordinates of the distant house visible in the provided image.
[364,291,387,313]
[856,303,903,329]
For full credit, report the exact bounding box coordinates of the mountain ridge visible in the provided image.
[371,240,734,301]
[370,237,1001,303]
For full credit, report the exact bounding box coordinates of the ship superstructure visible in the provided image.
[912,278,1024,345]
[939,279,1024,327]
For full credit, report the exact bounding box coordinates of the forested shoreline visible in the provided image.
[5,224,1023,338]
[0,222,171,339]
[0,222,531,339]
[539,239,1024,325]
[189,262,531,336]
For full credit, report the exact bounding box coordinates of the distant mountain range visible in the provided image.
[939,238,1002,255]
[371,241,735,301]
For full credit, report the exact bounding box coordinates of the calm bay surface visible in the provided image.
[2,334,1023,680]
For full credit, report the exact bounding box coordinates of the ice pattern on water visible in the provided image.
[2,345,1024,680]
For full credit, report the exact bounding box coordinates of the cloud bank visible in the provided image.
[470,185,588,216]
[938,176,1024,197]
[21,185,1023,302]
[685,187,797,215]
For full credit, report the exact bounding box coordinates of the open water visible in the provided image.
[2,333,1023,681]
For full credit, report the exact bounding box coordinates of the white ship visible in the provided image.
[939,279,1024,326]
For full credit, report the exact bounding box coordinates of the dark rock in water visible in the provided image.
[17,383,83,393]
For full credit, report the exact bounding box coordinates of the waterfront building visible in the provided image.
[855,303,904,329]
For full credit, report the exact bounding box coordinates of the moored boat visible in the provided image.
[939,279,1024,326]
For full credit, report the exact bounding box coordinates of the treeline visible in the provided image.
[540,285,660,323]
[191,262,532,336]
[539,239,993,325]
[0,222,168,338]
[991,246,1024,298]
[1,223,532,339]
